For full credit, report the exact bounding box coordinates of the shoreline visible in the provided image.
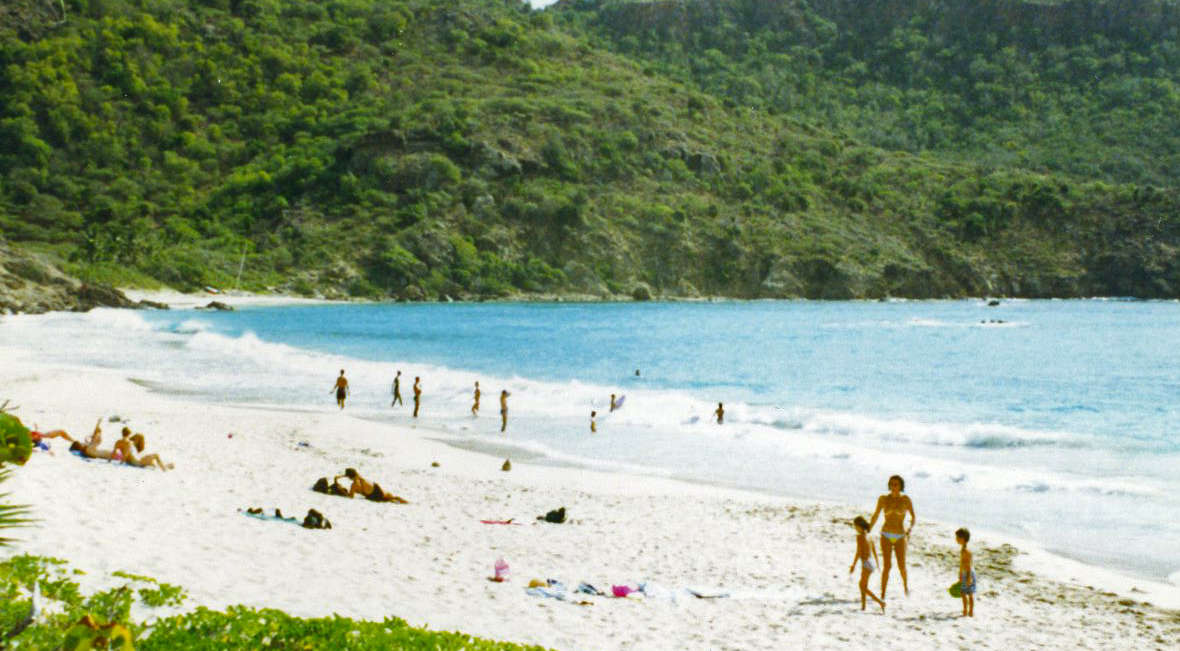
[36,289,1180,593]
[3,303,1179,649]
[121,288,1180,311]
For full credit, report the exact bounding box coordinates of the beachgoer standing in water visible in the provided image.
[412,377,421,418]
[499,390,509,432]
[850,516,885,612]
[472,381,481,416]
[956,527,975,617]
[714,402,724,424]
[590,410,597,433]
[868,475,916,598]
[392,370,403,407]
[332,370,349,409]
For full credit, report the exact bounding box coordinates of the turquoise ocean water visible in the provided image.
[3,299,1178,582]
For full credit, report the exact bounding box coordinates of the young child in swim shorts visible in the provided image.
[956,527,975,617]
[850,516,885,612]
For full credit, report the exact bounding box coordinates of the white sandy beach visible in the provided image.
[3,294,1179,650]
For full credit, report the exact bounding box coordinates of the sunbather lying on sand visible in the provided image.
[332,468,407,503]
[113,428,174,471]
[69,418,115,460]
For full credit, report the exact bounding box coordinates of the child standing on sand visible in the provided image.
[956,527,975,617]
[850,516,885,612]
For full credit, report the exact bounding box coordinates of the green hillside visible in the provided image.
[1,0,1178,300]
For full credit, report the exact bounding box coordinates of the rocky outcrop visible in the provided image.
[0,243,164,314]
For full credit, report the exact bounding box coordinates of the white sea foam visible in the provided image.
[5,303,1178,580]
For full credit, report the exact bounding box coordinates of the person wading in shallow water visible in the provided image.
[868,474,916,598]
[472,381,481,416]
[499,390,509,432]
[332,370,349,409]
[714,402,724,424]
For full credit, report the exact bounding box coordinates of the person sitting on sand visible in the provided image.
[868,475,916,598]
[112,427,174,470]
[333,468,407,503]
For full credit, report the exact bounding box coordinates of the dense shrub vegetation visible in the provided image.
[1,0,1179,299]
[0,555,547,649]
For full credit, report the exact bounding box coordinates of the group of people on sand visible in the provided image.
[33,418,173,470]
[336,369,980,617]
[851,475,975,617]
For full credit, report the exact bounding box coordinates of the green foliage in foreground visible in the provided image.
[0,412,33,548]
[0,554,547,650]
[0,413,32,468]
[2,0,1180,298]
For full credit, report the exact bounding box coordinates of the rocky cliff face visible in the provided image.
[0,244,156,314]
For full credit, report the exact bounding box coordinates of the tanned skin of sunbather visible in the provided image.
[30,425,75,444]
[868,475,916,598]
[334,468,406,503]
[113,428,173,470]
[73,418,115,460]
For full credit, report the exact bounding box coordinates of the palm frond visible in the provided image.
[0,468,32,546]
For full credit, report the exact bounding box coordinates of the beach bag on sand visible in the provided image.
[365,483,409,504]
[537,507,566,523]
[302,508,331,529]
[312,477,350,497]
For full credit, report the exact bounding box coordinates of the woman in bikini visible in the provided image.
[868,474,916,598]
[69,418,115,460]
[112,428,173,470]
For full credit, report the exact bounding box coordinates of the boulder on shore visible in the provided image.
[0,243,145,314]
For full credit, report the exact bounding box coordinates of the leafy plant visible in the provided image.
[0,410,32,547]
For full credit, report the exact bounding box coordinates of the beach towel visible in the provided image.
[68,450,146,468]
[687,589,731,599]
[526,579,569,601]
[480,519,521,525]
[241,508,299,525]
